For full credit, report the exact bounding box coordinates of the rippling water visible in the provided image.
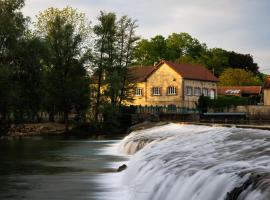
[2,124,270,200]
[119,123,270,200]
[0,136,128,200]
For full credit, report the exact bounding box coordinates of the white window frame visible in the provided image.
[167,86,177,95]
[202,88,209,96]
[135,88,143,96]
[194,87,201,96]
[152,87,161,96]
[186,86,193,96]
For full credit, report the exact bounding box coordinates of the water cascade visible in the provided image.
[118,123,270,200]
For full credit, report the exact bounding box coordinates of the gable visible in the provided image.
[151,60,218,82]
[147,63,182,82]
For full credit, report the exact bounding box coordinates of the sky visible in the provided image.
[22,0,270,73]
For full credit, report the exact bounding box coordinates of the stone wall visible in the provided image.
[233,105,270,119]
[264,89,270,106]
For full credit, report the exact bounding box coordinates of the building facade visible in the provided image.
[264,76,270,105]
[129,60,218,108]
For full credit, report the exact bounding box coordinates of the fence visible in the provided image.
[136,105,199,115]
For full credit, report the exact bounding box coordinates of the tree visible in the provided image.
[0,0,28,123]
[227,51,259,74]
[91,12,139,123]
[114,15,139,106]
[35,6,91,45]
[199,48,229,76]
[40,14,90,127]
[134,32,206,65]
[219,68,262,86]
[166,32,206,61]
[92,11,117,121]
[12,36,47,122]
[134,39,153,65]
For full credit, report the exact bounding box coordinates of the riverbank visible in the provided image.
[1,122,129,139]
[3,120,270,140]
[6,123,67,137]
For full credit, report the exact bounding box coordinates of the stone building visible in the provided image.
[217,86,262,98]
[129,60,218,108]
[264,76,270,105]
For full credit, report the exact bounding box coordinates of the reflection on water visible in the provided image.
[0,136,127,200]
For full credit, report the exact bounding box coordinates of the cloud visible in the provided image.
[22,0,270,72]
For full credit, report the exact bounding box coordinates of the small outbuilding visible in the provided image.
[217,86,262,98]
[264,76,270,105]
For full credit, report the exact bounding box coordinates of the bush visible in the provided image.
[197,95,252,113]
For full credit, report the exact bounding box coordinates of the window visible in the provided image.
[210,89,216,99]
[194,87,201,96]
[167,86,177,95]
[202,88,209,96]
[186,86,193,96]
[152,87,161,96]
[135,88,143,96]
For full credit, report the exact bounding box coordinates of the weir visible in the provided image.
[118,123,270,200]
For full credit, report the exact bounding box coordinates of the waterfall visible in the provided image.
[118,123,270,200]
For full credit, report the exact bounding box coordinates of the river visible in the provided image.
[0,136,128,200]
[1,124,270,200]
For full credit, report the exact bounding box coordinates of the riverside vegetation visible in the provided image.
[0,0,266,136]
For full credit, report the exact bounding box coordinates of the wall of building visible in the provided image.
[183,79,217,102]
[146,63,183,106]
[130,63,217,108]
[132,82,147,105]
[264,89,270,105]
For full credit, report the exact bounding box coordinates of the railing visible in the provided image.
[136,105,199,114]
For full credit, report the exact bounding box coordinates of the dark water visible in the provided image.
[0,136,127,200]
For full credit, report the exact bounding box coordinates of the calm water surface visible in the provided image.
[0,136,128,200]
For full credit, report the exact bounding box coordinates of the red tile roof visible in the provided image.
[129,60,218,82]
[218,86,262,95]
[129,66,156,82]
[264,76,270,89]
[154,60,218,82]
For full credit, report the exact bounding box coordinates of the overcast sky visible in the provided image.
[23,0,270,73]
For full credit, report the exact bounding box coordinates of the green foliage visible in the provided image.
[92,11,139,121]
[43,15,90,123]
[197,95,253,113]
[196,95,212,114]
[0,0,28,123]
[219,68,262,86]
[35,6,91,45]
[133,33,259,77]
[134,32,206,65]
[211,96,250,110]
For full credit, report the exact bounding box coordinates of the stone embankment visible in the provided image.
[7,123,66,137]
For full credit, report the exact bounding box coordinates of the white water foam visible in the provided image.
[118,123,270,200]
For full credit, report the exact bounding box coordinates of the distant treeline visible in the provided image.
[0,0,265,134]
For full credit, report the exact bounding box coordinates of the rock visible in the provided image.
[117,164,127,172]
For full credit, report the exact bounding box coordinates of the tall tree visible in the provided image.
[92,11,117,120]
[37,13,90,127]
[166,32,206,60]
[35,6,91,44]
[114,16,139,106]
[0,0,28,123]
[12,36,47,122]
[228,51,259,74]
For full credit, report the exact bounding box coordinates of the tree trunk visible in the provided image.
[64,111,69,132]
